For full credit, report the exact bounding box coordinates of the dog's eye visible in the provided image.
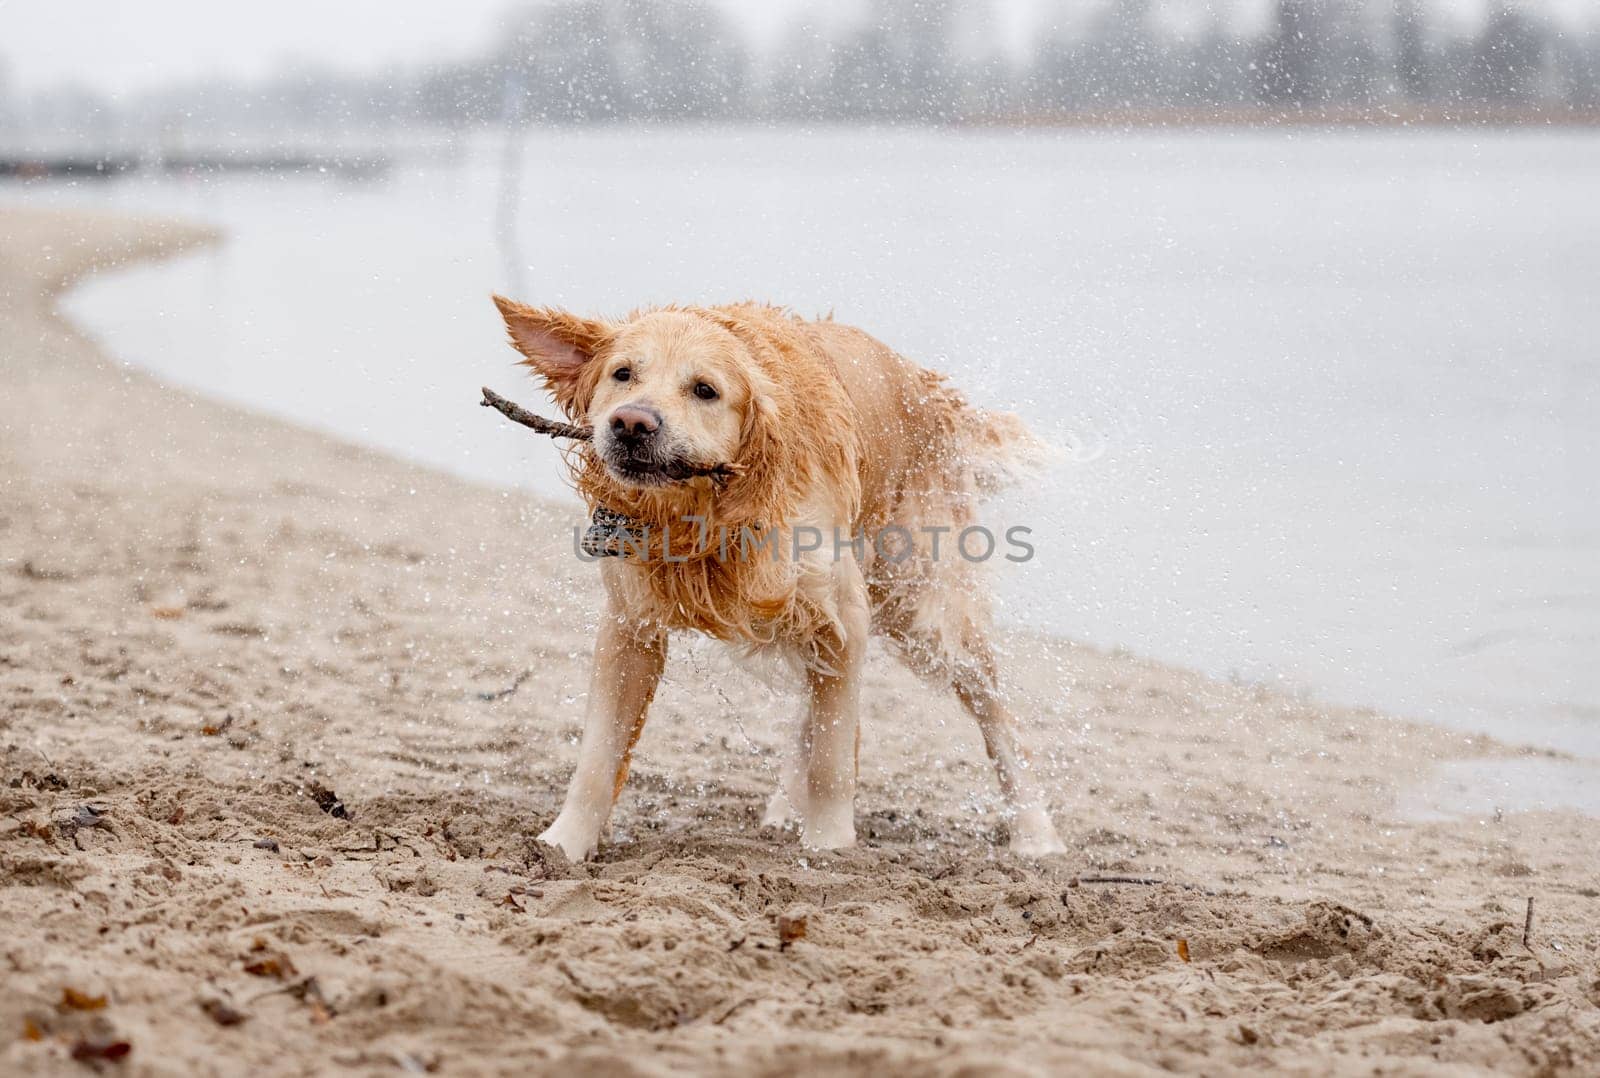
[612,367,632,383]
[693,382,718,402]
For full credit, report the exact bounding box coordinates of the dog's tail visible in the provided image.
[959,407,1055,496]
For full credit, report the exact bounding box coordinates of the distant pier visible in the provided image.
[0,151,391,181]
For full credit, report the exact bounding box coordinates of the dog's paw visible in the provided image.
[1008,809,1067,858]
[537,817,598,862]
[800,802,856,850]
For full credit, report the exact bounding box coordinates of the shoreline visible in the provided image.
[58,201,1598,773]
[3,205,1598,1074]
[46,123,1600,771]
[49,201,1585,769]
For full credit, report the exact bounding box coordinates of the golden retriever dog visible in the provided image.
[493,296,1065,859]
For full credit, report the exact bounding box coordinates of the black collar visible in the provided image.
[581,505,645,559]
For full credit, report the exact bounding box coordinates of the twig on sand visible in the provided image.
[243,975,330,1011]
[712,997,757,1025]
[1523,896,1535,949]
[1068,875,1222,898]
[478,386,745,482]
[477,669,533,702]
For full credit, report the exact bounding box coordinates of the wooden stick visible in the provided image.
[476,669,532,702]
[478,386,744,482]
[480,386,591,441]
[1522,896,1535,949]
[1067,876,1222,897]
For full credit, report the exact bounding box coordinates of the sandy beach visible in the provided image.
[2,206,1598,1075]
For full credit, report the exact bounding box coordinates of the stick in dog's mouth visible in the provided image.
[478,386,744,483]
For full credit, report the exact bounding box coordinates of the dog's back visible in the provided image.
[804,320,1040,527]
[800,318,1042,682]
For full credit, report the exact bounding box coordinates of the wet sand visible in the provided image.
[2,206,1597,1075]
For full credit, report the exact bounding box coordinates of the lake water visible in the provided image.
[9,127,1599,779]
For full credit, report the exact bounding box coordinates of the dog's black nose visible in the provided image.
[610,404,662,441]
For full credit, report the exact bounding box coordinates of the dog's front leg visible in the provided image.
[538,614,665,861]
[798,558,869,850]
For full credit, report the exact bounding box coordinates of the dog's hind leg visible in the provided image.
[537,614,666,861]
[948,633,1066,857]
[880,598,1065,857]
[760,721,808,829]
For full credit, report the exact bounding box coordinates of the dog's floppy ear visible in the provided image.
[492,295,611,387]
[716,370,791,525]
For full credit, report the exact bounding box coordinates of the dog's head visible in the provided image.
[493,297,778,493]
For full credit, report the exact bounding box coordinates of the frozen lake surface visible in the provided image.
[14,127,1600,769]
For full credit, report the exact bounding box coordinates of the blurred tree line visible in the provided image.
[5,0,1598,140]
[415,0,1600,125]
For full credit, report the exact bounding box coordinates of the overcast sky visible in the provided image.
[1,1,1593,96]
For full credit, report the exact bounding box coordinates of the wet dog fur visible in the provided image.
[494,296,1065,858]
